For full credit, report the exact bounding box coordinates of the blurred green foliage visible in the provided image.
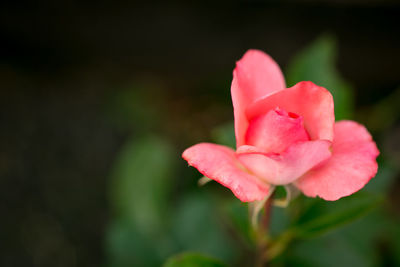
[163,252,226,267]
[286,34,354,120]
[106,136,177,266]
[212,122,236,149]
[363,86,400,132]
[290,193,382,239]
[109,136,174,234]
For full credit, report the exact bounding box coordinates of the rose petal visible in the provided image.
[236,145,268,154]
[182,143,271,202]
[245,108,309,153]
[237,140,332,185]
[246,81,335,142]
[296,121,380,201]
[231,50,286,147]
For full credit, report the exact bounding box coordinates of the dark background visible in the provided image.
[1,1,399,267]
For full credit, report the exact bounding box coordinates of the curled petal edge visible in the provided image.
[182,143,271,202]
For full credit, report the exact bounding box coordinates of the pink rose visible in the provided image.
[182,50,379,202]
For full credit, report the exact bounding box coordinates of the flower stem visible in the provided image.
[255,191,274,267]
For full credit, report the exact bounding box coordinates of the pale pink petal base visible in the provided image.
[296,121,380,201]
[182,143,270,202]
[237,140,332,185]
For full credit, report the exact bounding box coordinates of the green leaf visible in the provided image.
[291,193,382,238]
[279,209,389,267]
[163,252,226,267]
[284,233,371,267]
[286,34,354,120]
[171,193,238,264]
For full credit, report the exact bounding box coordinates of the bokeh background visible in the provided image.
[1,1,399,267]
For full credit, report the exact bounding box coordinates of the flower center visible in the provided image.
[244,107,310,154]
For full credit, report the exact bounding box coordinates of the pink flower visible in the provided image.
[182,50,379,202]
